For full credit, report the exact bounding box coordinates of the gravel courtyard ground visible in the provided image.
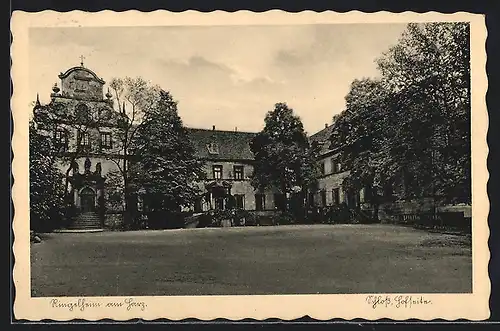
[30,224,472,297]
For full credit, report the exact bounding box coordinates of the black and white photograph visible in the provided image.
[11,10,489,321]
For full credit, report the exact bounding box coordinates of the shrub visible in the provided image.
[272,211,295,225]
[146,210,188,229]
[324,203,353,224]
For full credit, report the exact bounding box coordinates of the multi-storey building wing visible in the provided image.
[308,124,366,209]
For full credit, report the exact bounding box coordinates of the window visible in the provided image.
[235,194,245,209]
[194,198,203,213]
[346,190,357,207]
[78,131,90,148]
[75,103,90,121]
[54,129,68,151]
[255,194,265,211]
[320,161,326,175]
[321,190,327,206]
[212,165,222,179]
[363,186,372,203]
[207,142,219,155]
[308,192,315,208]
[233,165,244,180]
[383,183,393,198]
[332,188,340,205]
[274,193,286,211]
[215,197,224,210]
[100,132,112,149]
[331,159,342,173]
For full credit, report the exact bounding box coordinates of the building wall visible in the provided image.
[202,160,253,181]
[198,160,278,211]
[54,157,121,178]
[316,171,350,205]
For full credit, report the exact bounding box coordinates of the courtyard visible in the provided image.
[30,224,472,297]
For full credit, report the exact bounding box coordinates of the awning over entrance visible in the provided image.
[204,180,232,197]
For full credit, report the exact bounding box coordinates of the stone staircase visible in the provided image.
[68,212,103,230]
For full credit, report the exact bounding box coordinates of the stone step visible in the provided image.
[72,220,101,224]
[73,219,101,223]
[70,222,101,226]
[69,212,102,230]
[72,222,101,226]
[69,224,101,228]
[73,218,100,222]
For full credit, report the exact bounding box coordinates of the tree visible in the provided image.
[108,77,162,226]
[29,120,65,232]
[330,78,393,219]
[250,102,319,211]
[330,22,471,211]
[132,90,204,221]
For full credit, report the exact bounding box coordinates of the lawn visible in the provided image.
[30,224,472,297]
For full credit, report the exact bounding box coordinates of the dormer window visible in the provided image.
[331,158,342,173]
[207,142,219,155]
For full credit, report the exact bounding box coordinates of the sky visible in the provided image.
[29,24,407,135]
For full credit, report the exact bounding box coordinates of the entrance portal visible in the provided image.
[80,187,96,212]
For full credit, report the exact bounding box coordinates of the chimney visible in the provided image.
[235,127,238,132]
[325,123,328,129]
[212,125,216,131]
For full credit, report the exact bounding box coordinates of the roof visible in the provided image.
[186,128,257,161]
[58,66,106,84]
[309,124,335,155]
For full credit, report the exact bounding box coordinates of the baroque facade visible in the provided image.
[33,63,126,229]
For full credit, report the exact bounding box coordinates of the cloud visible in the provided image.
[29,24,407,134]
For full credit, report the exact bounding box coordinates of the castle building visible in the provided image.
[31,64,472,231]
[32,63,286,230]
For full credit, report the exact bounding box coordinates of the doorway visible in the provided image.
[80,187,96,212]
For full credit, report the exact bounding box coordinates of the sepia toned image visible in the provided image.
[11,10,489,321]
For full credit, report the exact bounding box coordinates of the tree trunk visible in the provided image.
[122,132,134,228]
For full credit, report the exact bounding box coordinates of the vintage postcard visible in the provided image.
[11,10,489,321]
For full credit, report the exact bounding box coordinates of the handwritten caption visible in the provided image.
[50,298,147,312]
[365,295,432,309]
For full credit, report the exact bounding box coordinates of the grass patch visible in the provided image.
[31,224,472,297]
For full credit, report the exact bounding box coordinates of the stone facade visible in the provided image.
[33,64,127,229]
[308,125,364,209]
[186,128,279,213]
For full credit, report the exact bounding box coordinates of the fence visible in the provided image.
[397,211,471,234]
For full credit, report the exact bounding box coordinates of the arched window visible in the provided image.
[80,187,95,196]
[75,103,90,121]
